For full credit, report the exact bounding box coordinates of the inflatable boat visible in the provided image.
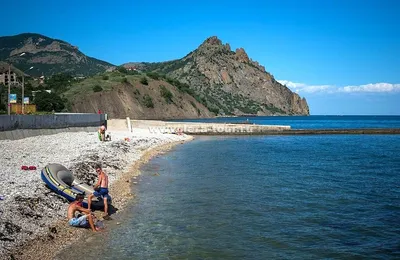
[41,163,111,210]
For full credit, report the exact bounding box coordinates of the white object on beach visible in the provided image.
[126,117,132,132]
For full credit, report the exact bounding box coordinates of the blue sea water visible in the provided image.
[56,116,400,260]
[171,115,400,129]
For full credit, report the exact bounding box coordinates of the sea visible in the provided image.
[56,116,400,260]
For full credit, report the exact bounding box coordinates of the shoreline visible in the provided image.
[1,130,193,260]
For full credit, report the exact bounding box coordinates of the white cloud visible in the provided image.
[278,80,400,94]
[277,80,306,89]
[338,83,400,93]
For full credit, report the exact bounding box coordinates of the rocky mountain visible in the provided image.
[126,36,309,116]
[0,33,114,77]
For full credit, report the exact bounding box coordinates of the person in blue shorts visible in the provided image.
[88,164,112,220]
[67,194,97,231]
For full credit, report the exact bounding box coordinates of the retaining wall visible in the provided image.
[0,114,106,140]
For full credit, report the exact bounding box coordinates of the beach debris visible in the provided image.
[0,195,4,200]
[152,173,160,176]
[20,166,38,171]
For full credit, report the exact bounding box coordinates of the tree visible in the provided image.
[34,91,65,112]
[45,73,73,94]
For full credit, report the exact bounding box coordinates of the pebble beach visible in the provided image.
[0,128,191,260]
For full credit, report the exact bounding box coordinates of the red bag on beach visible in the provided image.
[29,166,37,170]
[21,166,29,170]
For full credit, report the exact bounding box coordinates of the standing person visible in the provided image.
[67,194,97,232]
[98,123,106,141]
[88,164,111,220]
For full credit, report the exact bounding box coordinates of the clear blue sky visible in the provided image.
[1,0,399,115]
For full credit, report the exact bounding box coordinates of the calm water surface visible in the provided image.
[171,115,400,129]
[57,134,400,259]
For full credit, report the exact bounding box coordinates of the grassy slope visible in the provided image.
[63,71,135,100]
[63,71,212,119]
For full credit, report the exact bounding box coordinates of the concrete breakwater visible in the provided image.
[130,120,290,134]
[126,119,400,135]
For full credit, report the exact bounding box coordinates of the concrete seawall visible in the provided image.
[0,127,99,140]
[0,114,106,131]
[0,114,106,140]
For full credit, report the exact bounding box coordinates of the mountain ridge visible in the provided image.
[0,33,114,76]
[0,33,309,116]
[123,36,309,116]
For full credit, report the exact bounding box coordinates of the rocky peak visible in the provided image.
[235,48,249,63]
[203,36,223,46]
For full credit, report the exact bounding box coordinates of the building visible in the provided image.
[0,65,18,86]
[39,75,45,84]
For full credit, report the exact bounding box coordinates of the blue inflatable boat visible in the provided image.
[41,163,111,210]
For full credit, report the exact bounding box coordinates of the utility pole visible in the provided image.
[7,64,10,115]
[22,75,25,114]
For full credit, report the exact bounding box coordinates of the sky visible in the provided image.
[1,0,399,115]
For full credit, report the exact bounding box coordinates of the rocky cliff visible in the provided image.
[134,36,309,116]
[0,33,114,76]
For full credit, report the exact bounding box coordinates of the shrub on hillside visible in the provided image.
[121,77,128,83]
[117,66,128,74]
[160,85,173,104]
[146,72,160,80]
[93,85,103,92]
[143,94,154,108]
[102,75,109,80]
[140,77,148,85]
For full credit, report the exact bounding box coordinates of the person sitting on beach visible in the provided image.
[99,124,107,141]
[88,164,111,220]
[67,194,97,232]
